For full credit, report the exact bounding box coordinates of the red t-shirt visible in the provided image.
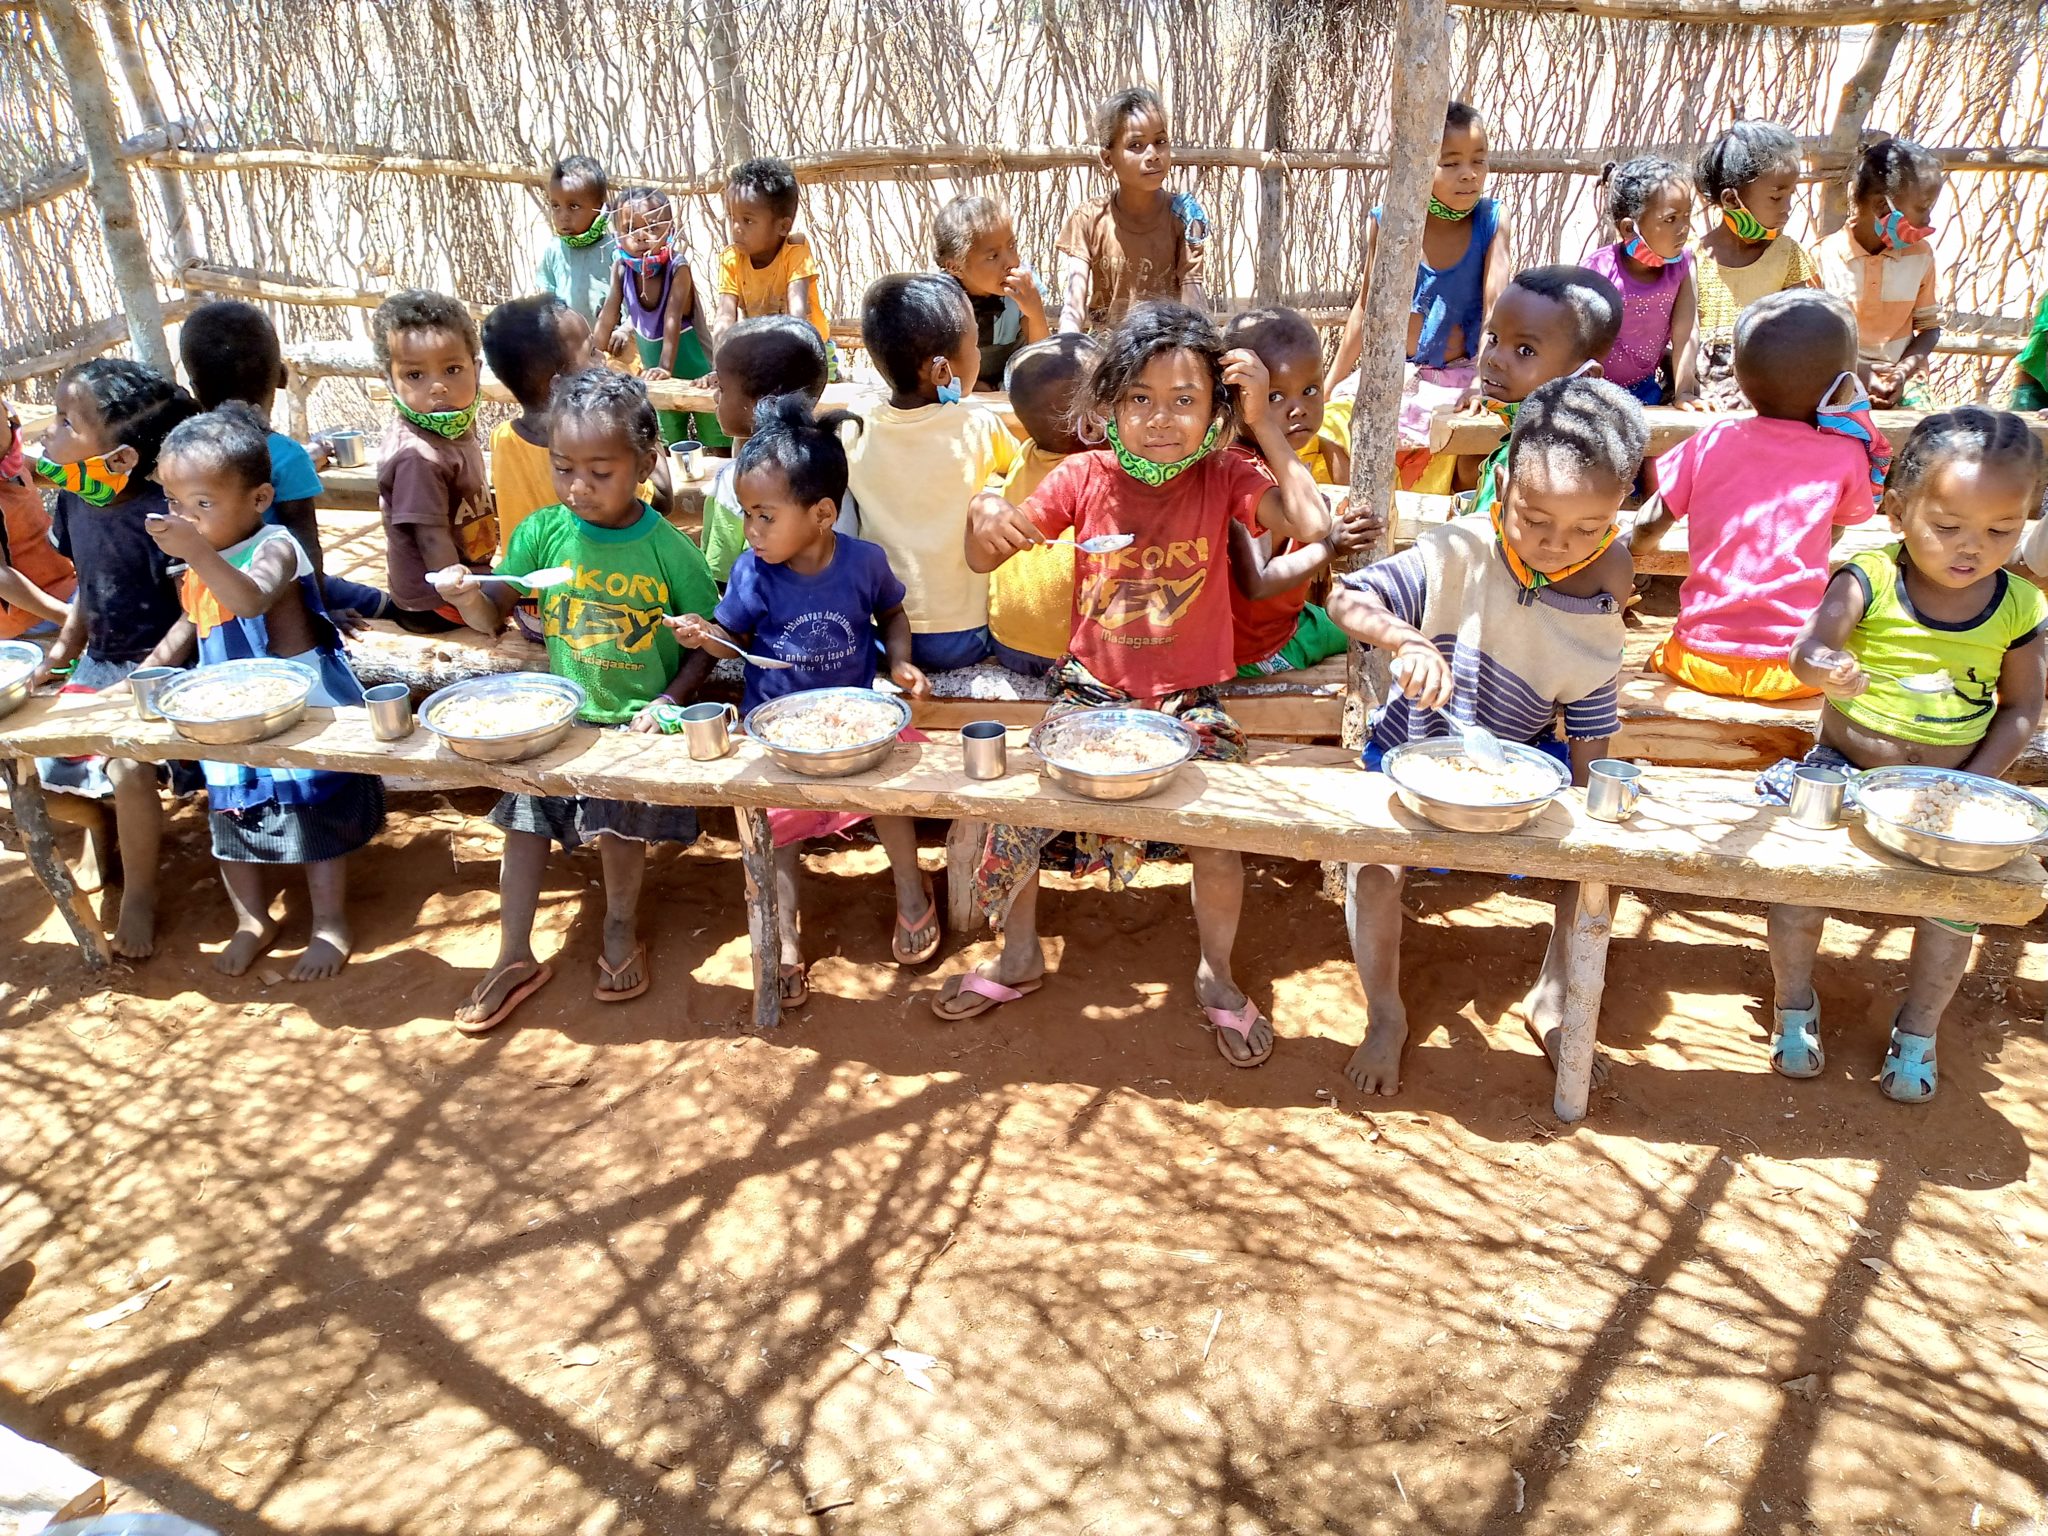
[1023,447,1272,698]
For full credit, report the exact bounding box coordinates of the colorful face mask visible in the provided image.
[1621,234,1667,269]
[1427,195,1474,222]
[35,453,129,507]
[1877,209,1935,250]
[1489,477,1617,593]
[562,212,610,249]
[1721,201,1778,243]
[1170,190,1211,247]
[394,397,480,441]
[1103,418,1220,487]
[620,244,673,276]
[1814,371,1892,495]
[936,374,964,406]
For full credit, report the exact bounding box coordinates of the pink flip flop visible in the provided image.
[1201,998,1273,1068]
[931,970,1042,1021]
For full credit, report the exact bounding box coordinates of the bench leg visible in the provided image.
[1551,880,1611,1125]
[733,807,781,1031]
[1,757,111,973]
[945,818,985,936]
[286,371,312,442]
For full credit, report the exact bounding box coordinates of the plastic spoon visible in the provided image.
[1387,655,1508,772]
[696,632,795,670]
[472,565,576,590]
[1899,670,1954,696]
[1078,533,1136,555]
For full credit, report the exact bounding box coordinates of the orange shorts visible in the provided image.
[1650,635,1818,702]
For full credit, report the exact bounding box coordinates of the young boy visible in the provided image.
[1333,376,1646,1097]
[479,293,595,550]
[701,315,831,583]
[372,290,498,633]
[987,334,1097,675]
[536,155,616,323]
[716,157,831,348]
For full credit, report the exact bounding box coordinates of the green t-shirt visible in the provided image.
[500,503,717,723]
[700,463,747,584]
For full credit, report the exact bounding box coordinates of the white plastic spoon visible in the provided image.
[473,565,575,590]
[1899,670,1954,696]
[1078,533,1136,555]
[1388,655,1508,771]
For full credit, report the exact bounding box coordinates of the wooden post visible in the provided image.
[40,0,169,375]
[1252,0,1291,305]
[945,819,985,936]
[733,807,781,1030]
[1817,22,1905,236]
[1551,881,1610,1123]
[100,0,197,269]
[704,0,755,165]
[1,758,111,972]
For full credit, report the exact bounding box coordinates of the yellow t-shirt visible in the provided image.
[845,399,1020,634]
[488,423,555,554]
[988,441,1075,659]
[717,234,830,343]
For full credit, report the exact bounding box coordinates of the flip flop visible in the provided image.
[892,882,943,967]
[455,961,553,1035]
[594,945,649,1003]
[1200,997,1274,1068]
[931,970,1043,1021]
[781,962,810,1010]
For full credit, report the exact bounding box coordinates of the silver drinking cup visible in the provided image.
[961,720,1008,780]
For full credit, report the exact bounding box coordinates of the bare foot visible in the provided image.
[216,919,280,977]
[455,958,547,1031]
[109,890,157,959]
[1523,1011,1611,1088]
[1195,962,1271,1064]
[289,921,351,982]
[1346,1004,1409,1095]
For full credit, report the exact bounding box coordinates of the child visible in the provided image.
[670,395,939,1005]
[1647,290,1880,702]
[372,290,498,633]
[1692,120,1821,408]
[2013,290,2048,411]
[1332,376,1646,1096]
[956,300,1332,1065]
[593,186,720,449]
[933,193,1049,390]
[1220,306,1369,676]
[480,293,595,549]
[701,315,830,583]
[1817,137,1945,407]
[0,410,75,638]
[430,370,718,1032]
[716,156,832,348]
[1056,87,1209,332]
[1583,156,1700,406]
[535,154,616,323]
[30,359,201,957]
[846,272,1019,672]
[987,335,1099,676]
[1770,408,2046,1103]
[140,406,385,981]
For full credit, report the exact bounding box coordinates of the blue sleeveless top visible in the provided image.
[1371,197,1499,368]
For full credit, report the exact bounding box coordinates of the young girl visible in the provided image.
[934,193,1050,390]
[593,187,721,449]
[141,406,385,981]
[702,315,831,583]
[1332,376,1646,1096]
[1818,137,1946,408]
[1584,156,1700,406]
[670,395,940,1006]
[958,300,1330,1065]
[1056,88,1209,332]
[431,371,719,1032]
[31,359,200,958]
[1772,408,2046,1103]
[536,155,615,323]
[1692,121,1821,408]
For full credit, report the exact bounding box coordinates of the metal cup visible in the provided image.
[1584,758,1643,823]
[326,429,366,469]
[127,666,179,721]
[1788,765,1848,830]
[364,682,413,741]
[669,438,705,481]
[962,720,1007,780]
[680,701,737,761]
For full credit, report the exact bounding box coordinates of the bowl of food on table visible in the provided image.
[1381,737,1569,834]
[1853,766,2048,874]
[154,658,319,745]
[421,674,586,763]
[1029,707,1198,802]
[744,687,910,778]
[0,640,41,721]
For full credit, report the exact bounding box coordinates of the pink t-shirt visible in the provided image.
[1657,417,1875,659]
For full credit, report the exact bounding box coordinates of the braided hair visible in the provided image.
[1886,407,2048,513]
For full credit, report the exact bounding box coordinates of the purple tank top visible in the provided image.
[620,259,674,341]
[1583,242,1690,390]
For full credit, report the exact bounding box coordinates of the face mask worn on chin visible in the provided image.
[1721,201,1779,244]
[35,454,129,507]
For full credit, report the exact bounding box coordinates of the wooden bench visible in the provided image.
[2,691,2038,1123]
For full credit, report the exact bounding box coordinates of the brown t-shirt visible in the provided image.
[1057,194,1203,328]
[377,418,496,610]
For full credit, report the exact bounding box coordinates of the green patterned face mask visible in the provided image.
[1427,195,1474,221]
[395,396,480,440]
[562,212,610,249]
[1104,419,1220,486]
[1721,201,1778,243]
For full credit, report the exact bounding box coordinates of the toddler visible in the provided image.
[372,290,498,632]
[987,334,1100,676]
[2013,290,2048,411]
[958,300,1330,1065]
[716,156,832,348]
[1817,137,1945,407]
[141,406,385,981]
[0,410,75,638]
[536,154,616,322]
[1647,290,1881,702]
[933,193,1049,390]
[670,395,939,1006]
[593,187,720,448]
[431,370,718,1032]
[1770,408,2046,1103]
[845,272,1019,672]
[702,315,830,582]
[480,292,595,548]
[1056,87,1209,332]
[1333,376,1645,1096]
[1583,157,1700,406]
[1693,120,1821,407]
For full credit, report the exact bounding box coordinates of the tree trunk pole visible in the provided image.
[1817,22,1905,236]
[733,808,781,1031]
[1253,0,1292,305]
[41,0,170,374]
[2,758,111,972]
[704,0,755,166]
[1551,881,1611,1124]
[100,0,197,269]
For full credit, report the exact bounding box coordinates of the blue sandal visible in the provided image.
[1879,1024,1938,1104]
[1770,1000,1824,1079]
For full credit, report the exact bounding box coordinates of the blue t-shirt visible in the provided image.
[714,534,906,713]
[266,433,323,504]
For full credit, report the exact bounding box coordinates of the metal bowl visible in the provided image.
[1853,765,2048,874]
[1382,737,1570,833]
[0,639,41,721]
[421,673,586,762]
[155,658,317,745]
[1029,708,1198,802]
[744,687,910,778]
